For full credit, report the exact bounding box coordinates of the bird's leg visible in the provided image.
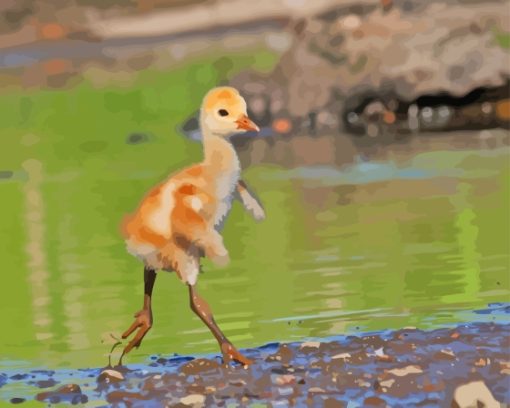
[188,284,252,366]
[119,267,157,365]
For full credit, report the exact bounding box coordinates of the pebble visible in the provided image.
[364,396,387,406]
[35,379,58,388]
[300,341,321,350]
[434,349,456,361]
[451,381,500,408]
[107,390,148,403]
[374,348,393,362]
[273,374,296,385]
[386,365,423,377]
[180,393,206,408]
[376,354,394,363]
[97,369,125,383]
[229,379,247,387]
[324,398,345,408]
[332,352,351,360]
[379,378,395,388]
[355,378,370,388]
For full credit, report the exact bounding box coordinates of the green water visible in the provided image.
[0,55,509,370]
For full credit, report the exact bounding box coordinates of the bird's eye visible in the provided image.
[218,109,229,117]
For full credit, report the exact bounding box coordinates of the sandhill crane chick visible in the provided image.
[118,87,265,366]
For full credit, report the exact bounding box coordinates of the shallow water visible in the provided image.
[0,132,509,373]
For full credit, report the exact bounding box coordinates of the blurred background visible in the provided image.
[0,0,509,374]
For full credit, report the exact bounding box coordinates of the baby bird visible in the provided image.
[119,87,265,366]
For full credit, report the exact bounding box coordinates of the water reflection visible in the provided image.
[57,214,90,352]
[22,159,52,342]
[3,134,509,369]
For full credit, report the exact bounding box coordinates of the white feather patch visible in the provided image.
[190,197,202,212]
[148,182,175,237]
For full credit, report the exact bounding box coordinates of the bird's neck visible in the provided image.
[201,128,240,176]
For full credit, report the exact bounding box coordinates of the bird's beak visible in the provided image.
[235,114,260,132]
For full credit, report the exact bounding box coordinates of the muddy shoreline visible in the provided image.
[1,304,508,407]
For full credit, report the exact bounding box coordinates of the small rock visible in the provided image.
[35,379,58,388]
[50,383,81,394]
[379,379,395,389]
[386,365,423,377]
[107,391,148,403]
[376,354,394,363]
[374,348,394,363]
[98,369,125,384]
[355,378,370,388]
[274,374,296,385]
[308,387,325,394]
[364,396,387,406]
[300,341,321,350]
[450,332,460,339]
[180,393,206,408]
[229,379,247,387]
[434,349,456,360]
[332,352,351,361]
[10,374,28,381]
[324,398,345,408]
[451,381,500,408]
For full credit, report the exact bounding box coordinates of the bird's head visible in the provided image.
[200,86,259,138]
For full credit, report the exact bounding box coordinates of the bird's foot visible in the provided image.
[221,342,253,367]
[118,309,152,365]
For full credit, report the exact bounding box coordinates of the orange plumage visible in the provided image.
[117,87,264,366]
